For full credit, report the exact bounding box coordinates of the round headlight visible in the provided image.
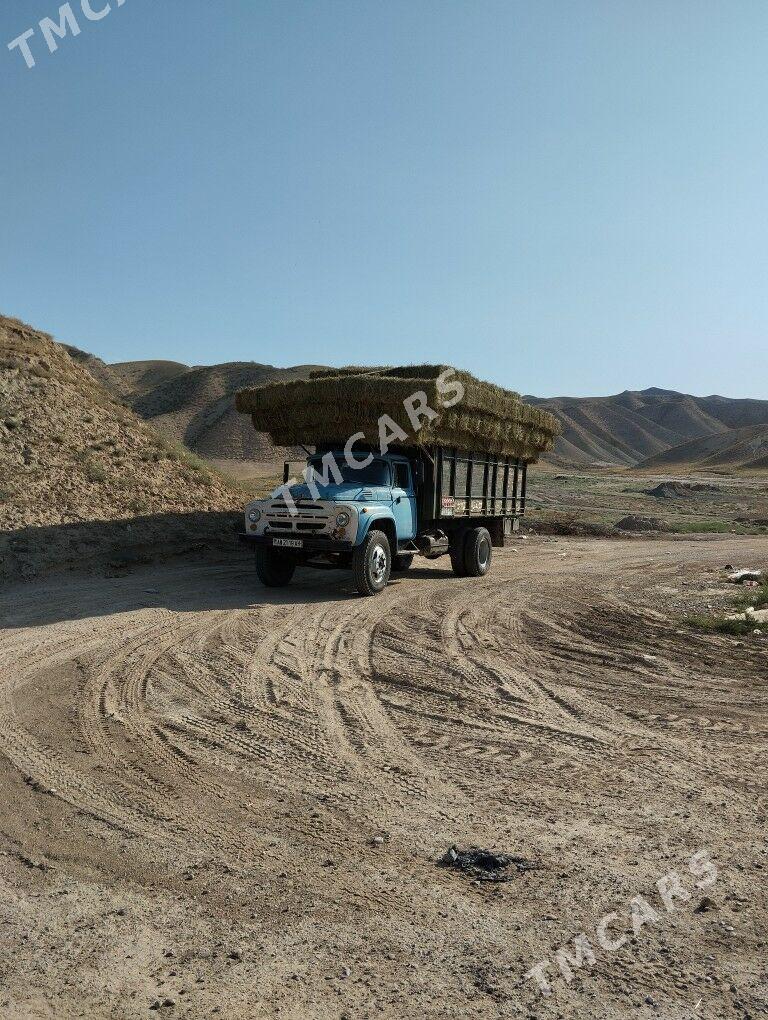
[336,511,350,527]
[248,508,261,523]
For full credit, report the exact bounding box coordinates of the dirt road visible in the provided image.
[0,537,766,1019]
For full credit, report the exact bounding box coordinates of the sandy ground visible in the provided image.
[527,466,768,532]
[0,537,766,1019]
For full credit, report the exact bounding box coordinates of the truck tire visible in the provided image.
[353,529,391,596]
[392,553,414,572]
[449,532,469,577]
[255,546,295,587]
[464,527,492,577]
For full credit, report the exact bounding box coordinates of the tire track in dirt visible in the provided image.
[2,539,766,1019]
[1,540,766,875]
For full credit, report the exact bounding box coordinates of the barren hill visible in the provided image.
[107,359,190,400]
[74,345,768,470]
[0,316,236,532]
[131,361,322,460]
[80,358,321,462]
[527,387,768,466]
[637,423,768,471]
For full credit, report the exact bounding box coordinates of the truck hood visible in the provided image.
[285,482,391,503]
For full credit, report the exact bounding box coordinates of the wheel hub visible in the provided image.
[371,544,387,583]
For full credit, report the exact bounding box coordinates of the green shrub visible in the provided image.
[686,580,768,636]
[172,445,212,476]
[669,519,767,535]
[84,459,107,483]
[734,582,768,611]
[670,520,733,534]
[685,614,754,636]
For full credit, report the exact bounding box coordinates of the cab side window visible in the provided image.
[394,463,410,490]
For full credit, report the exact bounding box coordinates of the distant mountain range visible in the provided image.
[638,423,768,471]
[527,387,768,468]
[66,349,768,471]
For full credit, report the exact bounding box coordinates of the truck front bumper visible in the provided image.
[238,533,354,554]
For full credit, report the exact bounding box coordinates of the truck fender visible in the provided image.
[356,511,397,548]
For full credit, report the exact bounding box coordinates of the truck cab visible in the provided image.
[242,445,526,596]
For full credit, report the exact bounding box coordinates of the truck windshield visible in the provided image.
[306,458,391,487]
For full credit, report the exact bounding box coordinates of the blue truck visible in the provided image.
[241,444,527,596]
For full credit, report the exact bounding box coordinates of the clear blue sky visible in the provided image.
[1,1,766,398]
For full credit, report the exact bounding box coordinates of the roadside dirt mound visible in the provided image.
[646,481,722,498]
[614,514,672,532]
[524,512,614,537]
[0,315,237,532]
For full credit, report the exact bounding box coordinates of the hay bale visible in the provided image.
[235,365,560,461]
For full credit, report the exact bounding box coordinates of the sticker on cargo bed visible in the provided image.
[471,499,483,513]
[441,496,455,516]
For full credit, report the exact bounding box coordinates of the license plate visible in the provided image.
[272,537,303,548]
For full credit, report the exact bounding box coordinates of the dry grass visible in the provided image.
[685,614,757,636]
[235,365,561,461]
[685,578,768,637]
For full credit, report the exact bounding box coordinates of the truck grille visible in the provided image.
[264,499,331,535]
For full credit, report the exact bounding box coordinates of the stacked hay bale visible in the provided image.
[235,365,560,462]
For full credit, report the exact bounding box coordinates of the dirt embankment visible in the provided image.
[0,511,242,583]
[0,315,238,534]
[0,538,765,1018]
[0,316,247,580]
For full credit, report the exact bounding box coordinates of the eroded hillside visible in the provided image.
[0,316,237,531]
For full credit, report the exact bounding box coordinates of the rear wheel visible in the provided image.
[392,553,414,572]
[353,529,391,596]
[255,546,296,587]
[464,527,492,576]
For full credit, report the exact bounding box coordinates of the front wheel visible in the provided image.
[255,546,296,587]
[353,529,391,596]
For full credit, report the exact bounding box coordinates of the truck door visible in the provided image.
[391,461,417,540]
